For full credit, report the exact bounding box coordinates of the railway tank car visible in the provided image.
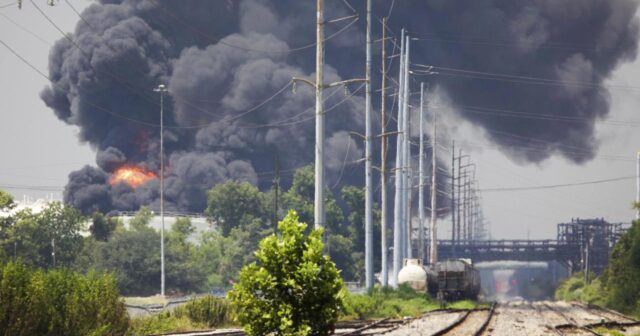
[435,258,481,300]
[397,259,438,294]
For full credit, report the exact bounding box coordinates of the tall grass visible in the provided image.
[342,285,439,320]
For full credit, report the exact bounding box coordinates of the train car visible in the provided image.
[435,258,481,300]
[398,259,429,292]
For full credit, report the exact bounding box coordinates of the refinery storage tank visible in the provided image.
[398,258,428,292]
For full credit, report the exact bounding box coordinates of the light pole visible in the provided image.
[154,83,168,297]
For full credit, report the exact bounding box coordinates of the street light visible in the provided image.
[153,84,168,297]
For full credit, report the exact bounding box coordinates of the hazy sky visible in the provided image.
[1,1,638,239]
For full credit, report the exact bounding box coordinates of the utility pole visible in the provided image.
[462,172,468,243]
[403,35,411,260]
[364,0,374,290]
[418,83,425,262]
[315,0,325,232]
[292,0,366,237]
[429,94,438,265]
[154,83,168,297]
[380,17,389,287]
[393,29,406,287]
[273,152,280,230]
[457,149,462,245]
[451,141,455,252]
[637,151,640,220]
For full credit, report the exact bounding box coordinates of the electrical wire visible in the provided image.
[29,0,162,107]
[332,137,352,189]
[0,184,64,192]
[0,38,299,130]
[150,0,359,54]
[0,12,51,45]
[434,103,640,128]
[385,0,396,19]
[237,83,366,129]
[481,176,635,192]
[411,35,598,53]
[413,63,640,92]
[0,2,16,9]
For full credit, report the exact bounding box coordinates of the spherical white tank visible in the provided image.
[398,258,427,292]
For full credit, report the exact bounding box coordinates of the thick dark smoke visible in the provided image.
[43,0,638,214]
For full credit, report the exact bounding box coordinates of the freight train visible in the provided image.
[397,258,480,300]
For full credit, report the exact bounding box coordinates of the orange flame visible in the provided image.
[109,164,158,189]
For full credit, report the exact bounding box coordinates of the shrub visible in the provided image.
[127,312,201,335]
[342,285,438,320]
[174,295,233,327]
[228,211,345,336]
[0,261,128,336]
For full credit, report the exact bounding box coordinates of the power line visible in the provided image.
[0,38,327,131]
[0,184,64,191]
[0,2,16,9]
[411,35,598,53]
[481,176,635,192]
[413,63,640,92]
[434,104,640,128]
[149,0,359,54]
[0,12,51,45]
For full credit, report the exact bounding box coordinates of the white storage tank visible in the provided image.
[398,258,427,292]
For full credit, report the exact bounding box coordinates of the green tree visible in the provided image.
[36,202,85,268]
[339,186,382,281]
[206,181,268,236]
[97,227,160,296]
[0,261,128,336]
[89,212,119,241]
[327,234,357,281]
[0,190,14,211]
[194,216,272,290]
[0,190,15,263]
[281,166,344,234]
[229,211,345,336]
[165,217,205,293]
[604,218,640,313]
[2,203,84,268]
[129,206,153,231]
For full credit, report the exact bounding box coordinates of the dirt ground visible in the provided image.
[386,300,639,336]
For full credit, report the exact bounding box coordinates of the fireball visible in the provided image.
[109,165,158,189]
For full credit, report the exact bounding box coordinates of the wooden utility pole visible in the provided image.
[380,17,389,287]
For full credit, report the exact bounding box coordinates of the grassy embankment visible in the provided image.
[128,285,482,334]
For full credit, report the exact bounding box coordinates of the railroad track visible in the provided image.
[150,318,409,336]
[543,303,602,336]
[431,303,496,336]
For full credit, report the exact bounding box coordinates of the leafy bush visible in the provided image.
[174,295,233,327]
[228,211,345,336]
[127,312,202,335]
[342,285,438,320]
[0,261,128,336]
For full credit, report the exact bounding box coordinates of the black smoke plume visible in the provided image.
[42,0,639,214]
